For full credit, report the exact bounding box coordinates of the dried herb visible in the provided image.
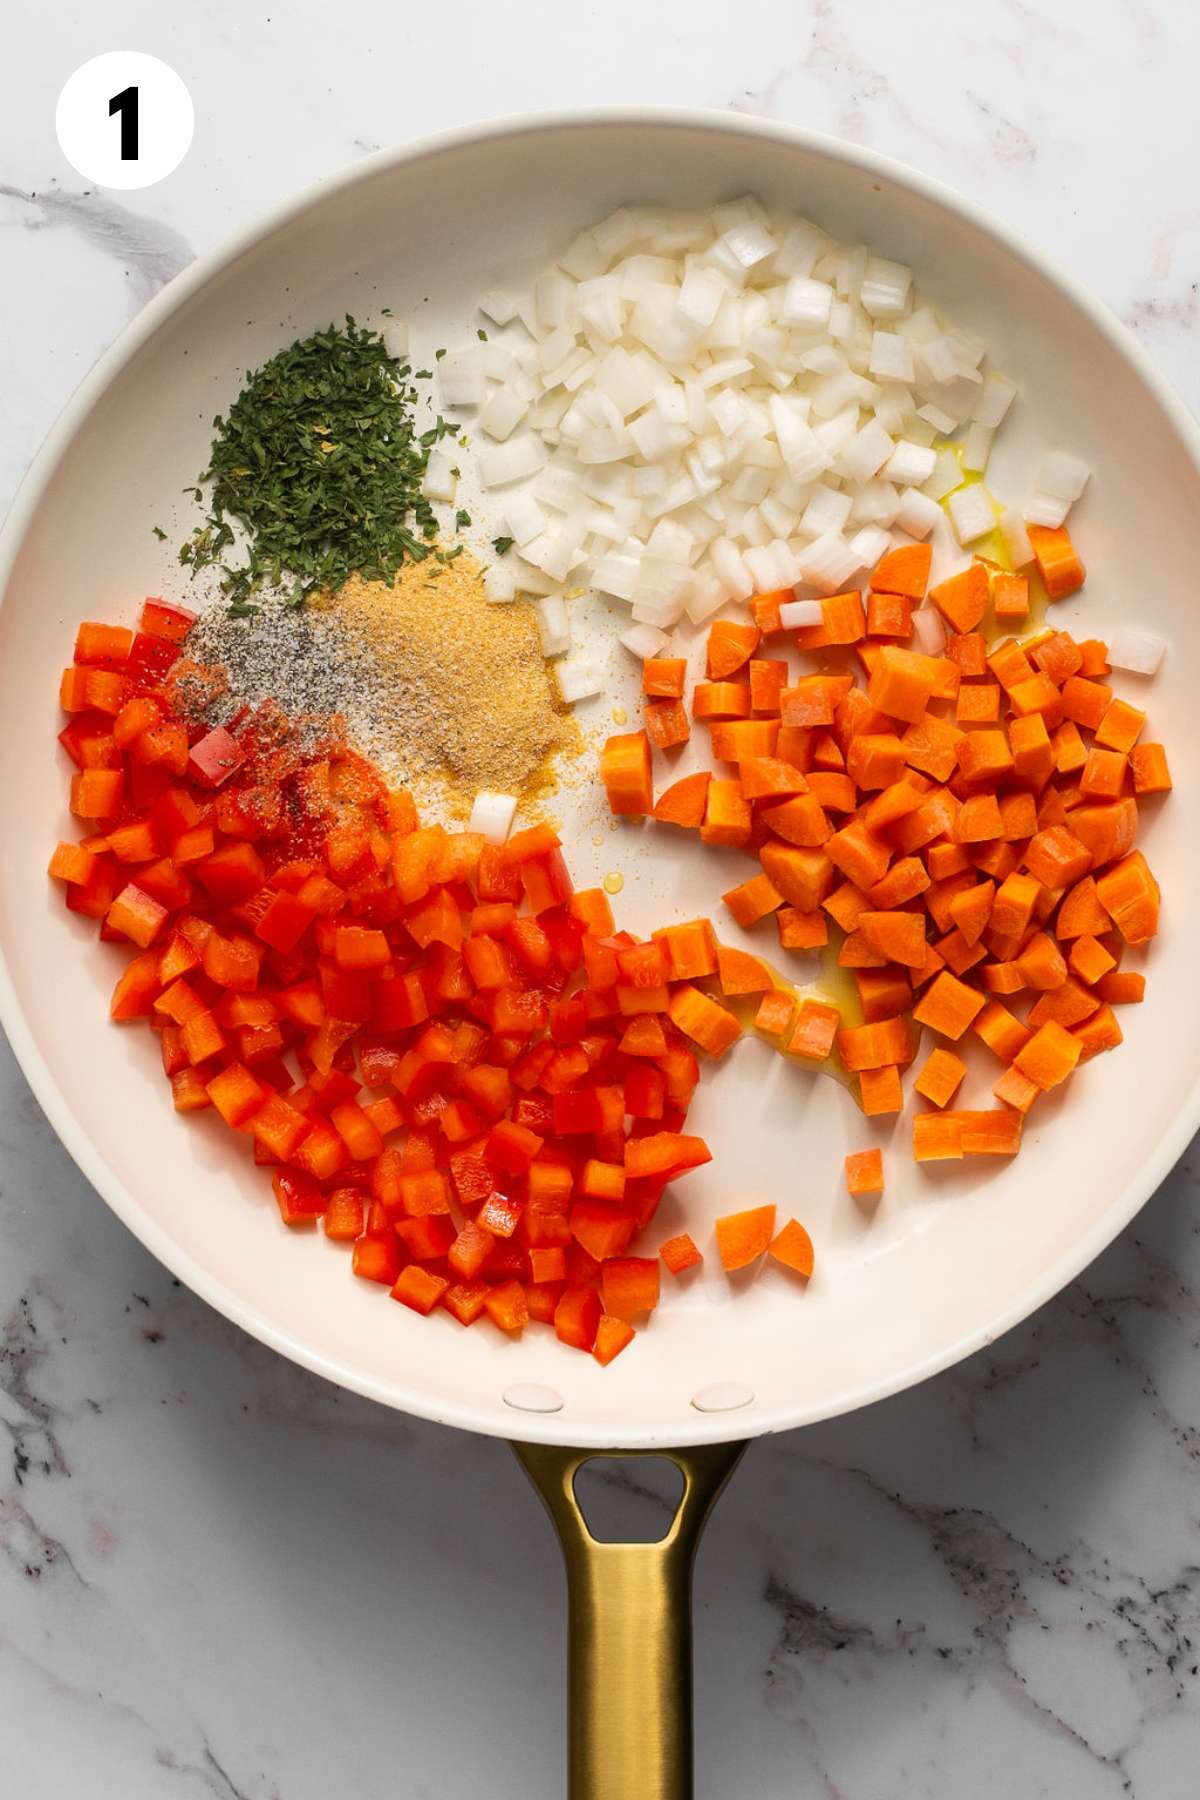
[151,525,167,541]
[492,536,515,557]
[180,316,456,609]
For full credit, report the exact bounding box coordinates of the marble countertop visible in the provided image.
[4,2,1200,1794]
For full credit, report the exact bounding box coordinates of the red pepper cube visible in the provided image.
[352,1233,402,1285]
[140,598,197,643]
[443,1280,491,1325]
[484,1279,529,1334]
[271,1169,327,1226]
[187,726,245,790]
[330,1101,386,1162]
[395,1215,455,1262]
[206,1062,265,1129]
[106,882,168,948]
[486,1118,544,1174]
[249,1094,311,1161]
[553,1285,603,1352]
[389,1266,450,1315]
[478,1192,522,1238]
[397,1169,452,1217]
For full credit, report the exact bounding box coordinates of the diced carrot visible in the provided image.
[1129,743,1172,796]
[912,971,985,1040]
[973,1000,1032,1063]
[643,656,687,698]
[1024,826,1091,891]
[776,906,828,952]
[715,1204,776,1271]
[653,771,711,828]
[956,683,1001,725]
[738,756,809,800]
[856,909,926,968]
[844,1148,884,1195]
[716,943,773,996]
[860,1064,903,1115]
[1028,523,1085,599]
[866,592,913,638]
[836,1016,912,1071]
[930,562,989,634]
[667,984,742,1057]
[709,719,780,762]
[769,1218,815,1277]
[759,792,831,847]
[1094,697,1145,754]
[707,619,760,678]
[1014,1020,1081,1090]
[1094,851,1160,944]
[867,647,944,723]
[693,680,752,720]
[660,1233,703,1276]
[754,989,797,1036]
[759,846,834,914]
[993,1065,1040,1113]
[787,1001,840,1061]
[600,731,653,817]
[722,872,785,928]
[645,698,691,750]
[700,779,753,849]
[795,591,866,649]
[781,674,853,729]
[993,573,1029,621]
[914,1047,966,1108]
[871,543,931,599]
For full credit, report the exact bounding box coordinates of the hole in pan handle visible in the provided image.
[513,1439,747,1800]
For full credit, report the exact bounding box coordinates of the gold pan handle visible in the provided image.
[514,1440,746,1800]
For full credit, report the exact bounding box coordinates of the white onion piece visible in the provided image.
[468,791,518,843]
[947,484,995,546]
[911,605,948,654]
[438,349,485,407]
[451,199,1080,666]
[536,596,571,657]
[503,491,546,548]
[381,319,409,359]
[972,376,1016,427]
[619,622,670,658]
[1107,627,1166,676]
[483,564,517,603]
[997,507,1035,568]
[421,446,458,502]
[884,440,937,486]
[894,489,941,539]
[478,289,520,326]
[779,598,823,628]
[556,662,604,704]
[961,422,993,473]
[479,437,547,488]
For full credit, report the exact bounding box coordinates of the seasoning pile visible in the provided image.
[186,555,578,816]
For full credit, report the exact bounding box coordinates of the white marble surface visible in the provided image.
[4,2,1200,1794]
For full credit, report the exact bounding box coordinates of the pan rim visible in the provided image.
[2,104,1198,1449]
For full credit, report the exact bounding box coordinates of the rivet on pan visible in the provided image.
[503,1383,565,1415]
[691,1381,754,1413]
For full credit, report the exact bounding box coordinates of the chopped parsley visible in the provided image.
[491,536,515,557]
[179,316,446,609]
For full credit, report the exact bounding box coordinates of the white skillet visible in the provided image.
[1,111,1196,1798]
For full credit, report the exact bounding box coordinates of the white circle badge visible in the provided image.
[56,52,194,191]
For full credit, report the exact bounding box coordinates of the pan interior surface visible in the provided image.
[2,113,1197,1447]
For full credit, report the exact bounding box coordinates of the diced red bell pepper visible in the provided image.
[553,1285,602,1352]
[187,727,245,789]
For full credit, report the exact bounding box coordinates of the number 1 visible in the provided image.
[108,85,138,160]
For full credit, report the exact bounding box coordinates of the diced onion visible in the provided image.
[779,598,823,628]
[947,484,995,546]
[556,662,604,703]
[468,791,518,843]
[1107,627,1165,676]
[436,198,1088,688]
[535,595,571,657]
